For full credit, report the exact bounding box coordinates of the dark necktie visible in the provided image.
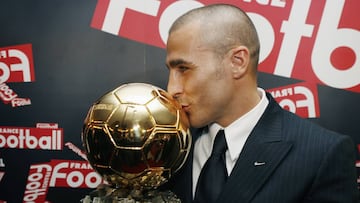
[194,130,228,203]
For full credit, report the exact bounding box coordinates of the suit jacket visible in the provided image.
[162,93,359,203]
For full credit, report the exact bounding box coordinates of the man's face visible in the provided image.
[166,24,234,128]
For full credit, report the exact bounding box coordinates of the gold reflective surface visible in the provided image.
[82,83,191,190]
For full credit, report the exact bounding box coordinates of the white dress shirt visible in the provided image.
[192,88,269,196]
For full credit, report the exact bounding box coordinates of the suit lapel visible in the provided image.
[218,95,293,203]
[179,146,194,203]
[173,127,203,203]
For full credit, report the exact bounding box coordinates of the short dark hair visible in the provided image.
[169,4,260,71]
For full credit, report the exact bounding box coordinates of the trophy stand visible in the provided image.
[80,184,181,203]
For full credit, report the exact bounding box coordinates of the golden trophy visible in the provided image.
[80,83,191,203]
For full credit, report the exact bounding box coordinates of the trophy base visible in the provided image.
[80,184,181,203]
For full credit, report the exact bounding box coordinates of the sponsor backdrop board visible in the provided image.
[0,0,359,202]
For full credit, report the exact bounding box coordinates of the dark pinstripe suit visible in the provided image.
[162,93,359,203]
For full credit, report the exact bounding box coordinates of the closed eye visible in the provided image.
[178,65,189,72]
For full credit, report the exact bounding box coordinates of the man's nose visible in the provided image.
[167,71,183,99]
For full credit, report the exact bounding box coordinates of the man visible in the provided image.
[162,4,359,203]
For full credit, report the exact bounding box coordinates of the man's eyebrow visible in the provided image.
[168,59,191,68]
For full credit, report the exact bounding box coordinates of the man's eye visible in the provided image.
[178,66,189,72]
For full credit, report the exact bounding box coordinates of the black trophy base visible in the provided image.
[80,184,181,203]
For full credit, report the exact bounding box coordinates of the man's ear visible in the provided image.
[230,46,250,79]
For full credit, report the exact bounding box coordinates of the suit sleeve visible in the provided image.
[305,135,359,202]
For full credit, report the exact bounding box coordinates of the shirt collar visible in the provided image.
[208,88,269,162]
